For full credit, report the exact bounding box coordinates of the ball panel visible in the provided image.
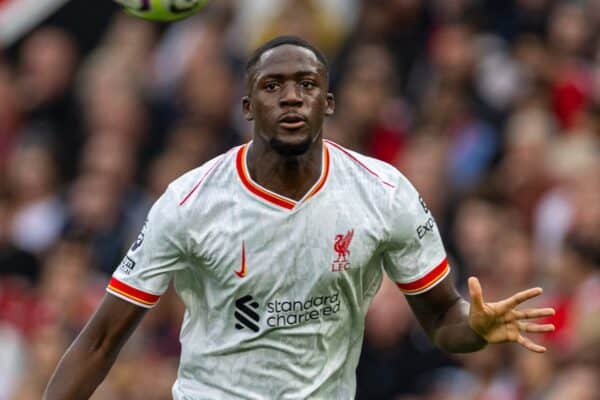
[115,0,209,22]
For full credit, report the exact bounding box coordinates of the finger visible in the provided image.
[517,335,547,353]
[468,277,486,311]
[518,322,555,334]
[512,308,555,321]
[502,287,544,310]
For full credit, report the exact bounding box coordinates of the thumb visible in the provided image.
[468,276,486,311]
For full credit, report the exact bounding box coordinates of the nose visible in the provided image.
[279,82,302,107]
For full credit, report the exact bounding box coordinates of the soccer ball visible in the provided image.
[114,0,209,22]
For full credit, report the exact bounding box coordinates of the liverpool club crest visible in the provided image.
[332,229,354,272]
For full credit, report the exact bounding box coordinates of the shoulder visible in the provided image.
[324,139,410,191]
[167,146,240,206]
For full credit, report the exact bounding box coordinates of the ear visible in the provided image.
[242,96,254,121]
[325,93,335,116]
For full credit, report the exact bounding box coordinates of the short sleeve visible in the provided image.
[382,176,449,295]
[107,187,187,308]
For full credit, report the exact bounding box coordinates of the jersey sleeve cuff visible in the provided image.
[396,258,450,295]
[106,277,161,308]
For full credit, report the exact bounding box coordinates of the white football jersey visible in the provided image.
[107,140,449,399]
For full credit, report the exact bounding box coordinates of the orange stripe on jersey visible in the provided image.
[396,258,450,294]
[236,143,330,210]
[107,277,160,306]
[305,144,330,200]
[236,144,295,209]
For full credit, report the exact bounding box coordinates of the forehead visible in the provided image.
[253,45,324,79]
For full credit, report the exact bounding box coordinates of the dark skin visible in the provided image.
[43,295,145,399]
[242,45,334,201]
[43,45,554,399]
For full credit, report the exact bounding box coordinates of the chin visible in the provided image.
[269,134,314,157]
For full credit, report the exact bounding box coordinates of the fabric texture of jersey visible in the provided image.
[107,140,449,400]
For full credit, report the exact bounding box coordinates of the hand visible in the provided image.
[468,277,555,353]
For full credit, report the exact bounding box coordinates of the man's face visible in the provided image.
[243,45,334,156]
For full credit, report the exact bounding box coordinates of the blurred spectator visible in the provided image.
[491,103,554,228]
[17,27,78,115]
[0,193,40,283]
[514,348,555,399]
[474,34,527,117]
[423,346,518,400]
[534,135,599,266]
[545,364,600,400]
[325,43,407,164]
[11,323,69,400]
[544,231,600,357]
[177,40,243,149]
[63,169,145,275]
[0,1,598,399]
[0,62,23,177]
[396,131,447,224]
[451,196,505,285]
[236,0,356,58]
[419,86,498,193]
[100,14,157,81]
[547,3,591,131]
[16,26,83,180]
[36,238,104,331]
[0,322,26,400]
[6,142,65,254]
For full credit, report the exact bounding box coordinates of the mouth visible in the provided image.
[278,113,307,130]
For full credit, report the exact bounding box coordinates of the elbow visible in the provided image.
[81,329,119,362]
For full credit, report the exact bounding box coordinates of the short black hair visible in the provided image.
[245,35,329,81]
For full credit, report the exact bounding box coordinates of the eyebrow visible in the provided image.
[257,70,320,81]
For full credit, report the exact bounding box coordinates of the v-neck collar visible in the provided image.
[235,142,330,210]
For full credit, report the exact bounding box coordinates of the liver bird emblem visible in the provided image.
[334,229,354,263]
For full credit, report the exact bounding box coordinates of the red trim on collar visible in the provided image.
[235,143,330,210]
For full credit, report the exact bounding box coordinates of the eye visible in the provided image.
[300,80,315,90]
[264,82,280,92]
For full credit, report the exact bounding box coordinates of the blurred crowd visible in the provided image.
[0,0,599,399]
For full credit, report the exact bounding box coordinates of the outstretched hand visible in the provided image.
[468,277,555,353]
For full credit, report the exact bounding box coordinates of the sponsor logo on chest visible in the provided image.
[233,291,342,332]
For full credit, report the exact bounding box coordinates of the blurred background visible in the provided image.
[0,0,599,399]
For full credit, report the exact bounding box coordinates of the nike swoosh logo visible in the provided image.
[234,241,247,278]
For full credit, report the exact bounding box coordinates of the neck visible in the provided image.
[246,136,323,201]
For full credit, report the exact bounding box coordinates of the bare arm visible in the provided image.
[406,277,486,353]
[43,294,147,400]
[406,276,555,353]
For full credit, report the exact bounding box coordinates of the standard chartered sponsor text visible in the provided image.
[266,291,341,327]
